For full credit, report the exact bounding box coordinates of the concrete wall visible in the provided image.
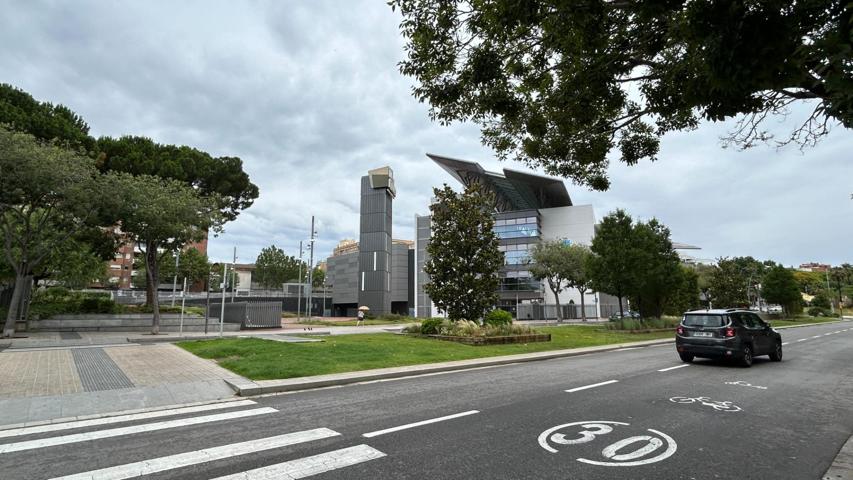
[327,251,358,305]
[538,204,598,309]
[415,214,435,318]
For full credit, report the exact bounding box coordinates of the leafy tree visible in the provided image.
[424,183,502,321]
[108,173,222,334]
[311,266,326,288]
[0,83,94,150]
[96,136,258,222]
[530,241,593,322]
[135,247,209,290]
[630,219,682,318]
[589,210,635,315]
[708,258,750,308]
[529,240,572,322]
[664,266,701,316]
[762,265,802,317]
[810,291,832,309]
[793,270,827,295]
[254,245,304,289]
[38,238,110,289]
[209,264,239,293]
[0,128,103,336]
[391,1,851,190]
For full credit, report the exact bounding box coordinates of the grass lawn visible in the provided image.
[179,325,673,381]
[770,316,845,328]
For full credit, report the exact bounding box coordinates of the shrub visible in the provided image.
[484,309,513,326]
[420,317,446,334]
[807,306,831,317]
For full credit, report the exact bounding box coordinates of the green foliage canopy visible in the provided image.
[0,83,94,150]
[254,245,305,289]
[424,183,503,321]
[762,265,803,316]
[391,1,851,190]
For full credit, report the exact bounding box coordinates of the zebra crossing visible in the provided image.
[0,399,388,480]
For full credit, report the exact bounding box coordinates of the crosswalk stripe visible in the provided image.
[0,407,277,454]
[210,444,386,480]
[0,400,258,439]
[50,428,340,480]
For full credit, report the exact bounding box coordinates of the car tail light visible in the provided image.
[676,326,684,335]
[724,327,736,337]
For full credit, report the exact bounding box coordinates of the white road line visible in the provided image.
[362,410,479,438]
[0,407,277,454]
[796,338,807,342]
[781,342,789,346]
[811,335,822,339]
[614,347,642,351]
[50,428,340,480]
[210,444,386,480]
[565,380,619,393]
[0,400,258,439]
[658,364,690,372]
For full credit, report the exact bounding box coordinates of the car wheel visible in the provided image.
[769,342,783,362]
[679,353,694,363]
[741,345,753,367]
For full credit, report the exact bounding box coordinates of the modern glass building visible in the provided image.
[415,153,619,319]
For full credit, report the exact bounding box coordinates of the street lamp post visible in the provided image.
[171,250,181,307]
[219,262,227,338]
[297,241,303,322]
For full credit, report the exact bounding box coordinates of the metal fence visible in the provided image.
[207,301,281,329]
[517,304,602,320]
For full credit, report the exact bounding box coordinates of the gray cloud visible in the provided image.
[1,0,850,267]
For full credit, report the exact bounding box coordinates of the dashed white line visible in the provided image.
[658,364,691,372]
[796,338,807,342]
[50,428,340,480]
[781,342,789,346]
[210,444,386,480]
[0,407,278,454]
[565,380,619,393]
[362,410,479,438]
[0,400,258,439]
[811,335,822,339]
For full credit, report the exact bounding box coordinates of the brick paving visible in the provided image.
[105,344,242,386]
[0,350,83,398]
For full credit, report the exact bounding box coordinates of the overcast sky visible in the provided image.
[2,1,850,267]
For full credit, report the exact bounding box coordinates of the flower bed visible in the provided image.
[424,333,551,346]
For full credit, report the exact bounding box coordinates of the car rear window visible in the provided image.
[683,315,726,327]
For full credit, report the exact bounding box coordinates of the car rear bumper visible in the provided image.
[676,340,743,358]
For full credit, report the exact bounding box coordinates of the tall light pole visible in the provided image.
[171,250,181,307]
[826,268,835,314]
[297,241,303,322]
[306,216,316,320]
[230,246,237,303]
[219,262,227,338]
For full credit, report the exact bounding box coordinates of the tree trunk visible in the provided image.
[579,288,587,322]
[20,274,34,329]
[145,240,161,334]
[3,273,28,337]
[617,289,624,317]
[550,279,562,323]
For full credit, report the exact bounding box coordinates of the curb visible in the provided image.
[824,435,853,480]
[225,338,676,396]
[774,319,850,330]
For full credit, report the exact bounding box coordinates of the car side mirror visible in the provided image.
[765,322,772,328]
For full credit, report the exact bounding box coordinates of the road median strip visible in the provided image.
[225,338,674,396]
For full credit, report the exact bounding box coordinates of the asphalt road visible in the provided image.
[3,320,852,480]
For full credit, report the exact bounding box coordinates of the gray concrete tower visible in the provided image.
[358,167,395,315]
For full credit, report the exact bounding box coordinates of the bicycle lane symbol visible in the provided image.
[668,396,742,412]
[537,421,677,467]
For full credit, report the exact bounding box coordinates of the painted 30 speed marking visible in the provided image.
[538,421,677,467]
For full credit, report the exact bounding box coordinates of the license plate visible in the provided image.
[693,332,713,337]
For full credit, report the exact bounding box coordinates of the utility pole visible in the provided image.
[204,264,213,334]
[230,246,237,303]
[306,216,316,320]
[297,241,303,322]
[219,262,227,338]
[171,250,181,307]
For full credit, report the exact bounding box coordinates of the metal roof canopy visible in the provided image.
[427,153,572,212]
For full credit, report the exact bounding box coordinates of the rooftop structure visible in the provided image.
[428,153,572,212]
